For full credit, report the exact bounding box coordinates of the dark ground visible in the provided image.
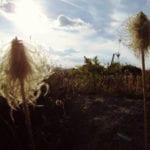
[0,94,149,150]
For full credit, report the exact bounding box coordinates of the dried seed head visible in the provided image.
[120,11,150,56]
[0,38,52,109]
[9,37,33,80]
[128,12,150,50]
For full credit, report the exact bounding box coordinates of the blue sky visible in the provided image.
[0,0,150,68]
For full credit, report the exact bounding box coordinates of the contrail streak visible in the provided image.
[61,0,86,11]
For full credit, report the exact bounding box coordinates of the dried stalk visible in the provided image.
[20,80,35,150]
[0,37,51,150]
[120,12,150,150]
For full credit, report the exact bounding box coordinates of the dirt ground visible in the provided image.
[0,95,149,150]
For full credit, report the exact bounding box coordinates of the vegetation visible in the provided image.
[0,48,150,150]
[49,56,143,98]
[0,37,150,149]
[120,11,150,150]
[0,38,50,150]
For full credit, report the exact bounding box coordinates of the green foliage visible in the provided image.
[65,56,143,96]
[36,55,150,98]
[73,56,105,75]
[107,62,123,74]
[69,56,106,94]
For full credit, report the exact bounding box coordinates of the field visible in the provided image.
[0,57,150,150]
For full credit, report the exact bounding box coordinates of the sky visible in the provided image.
[0,0,150,68]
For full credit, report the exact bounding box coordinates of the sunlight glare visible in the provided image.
[13,0,49,35]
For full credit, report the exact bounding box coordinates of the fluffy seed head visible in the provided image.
[9,38,33,80]
[0,38,51,109]
[120,11,150,56]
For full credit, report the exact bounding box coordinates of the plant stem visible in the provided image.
[20,80,35,150]
[141,49,148,150]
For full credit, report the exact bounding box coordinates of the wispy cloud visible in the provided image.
[106,11,129,36]
[50,48,78,57]
[61,0,85,11]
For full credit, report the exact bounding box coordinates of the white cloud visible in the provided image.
[106,11,129,35]
[0,0,149,68]
[57,15,87,27]
[0,1,15,13]
[54,15,95,35]
[0,14,138,68]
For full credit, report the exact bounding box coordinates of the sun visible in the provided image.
[2,0,49,36]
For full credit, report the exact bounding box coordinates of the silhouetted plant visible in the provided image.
[120,12,150,150]
[0,37,51,149]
